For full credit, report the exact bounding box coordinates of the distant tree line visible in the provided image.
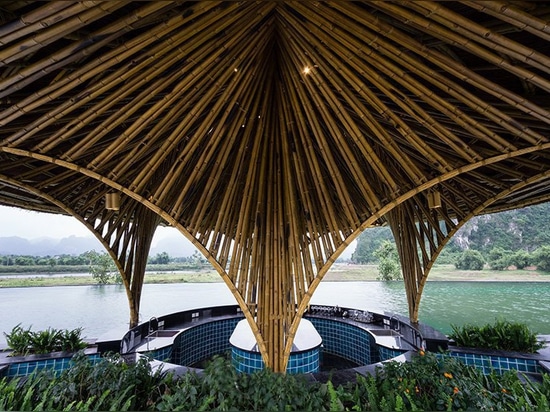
[0,253,88,267]
[351,203,550,272]
[0,250,206,267]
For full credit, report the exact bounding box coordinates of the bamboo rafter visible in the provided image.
[1,1,550,373]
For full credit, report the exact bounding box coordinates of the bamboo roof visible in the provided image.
[1,1,550,372]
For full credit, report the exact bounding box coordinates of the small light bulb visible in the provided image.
[303,66,311,75]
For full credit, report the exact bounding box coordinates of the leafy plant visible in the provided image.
[449,319,545,353]
[534,245,550,272]
[60,327,88,352]
[345,350,550,411]
[509,250,532,269]
[85,250,119,284]
[30,327,63,354]
[1,351,549,411]
[3,325,88,356]
[3,323,32,356]
[488,247,512,270]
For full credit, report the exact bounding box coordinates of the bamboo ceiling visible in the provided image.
[1,1,550,372]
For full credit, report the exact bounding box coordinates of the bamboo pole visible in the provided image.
[404,1,550,73]
[0,1,170,101]
[329,1,550,134]
[292,2,520,157]
[0,1,222,128]
[277,45,352,247]
[185,38,273,236]
[131,4,273,196]
[463,1,550,42]
[0,2,74,41]
[284,3,457,175]
[0,2,128,65]
[80,2,260,169]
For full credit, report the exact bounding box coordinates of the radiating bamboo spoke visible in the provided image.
[1,1,550,373]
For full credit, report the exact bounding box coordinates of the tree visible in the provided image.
[487,247,511,271]
[455,249,485,270]
[14,255,35,266]
[191,250,207,267]
[351,227,393,264]
[149,252,171,265]
[508,250,532,269]
[373,240,402,281]
[534,246,550,272]
[85,250,117,284]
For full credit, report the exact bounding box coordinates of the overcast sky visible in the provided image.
[0,205,355,258]
[0,205,176,247]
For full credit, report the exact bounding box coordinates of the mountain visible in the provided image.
[0,233,199,258]
[351,202,550,263]
[0,235,103,256]
[150,234,200,257]
[450,203,550,253]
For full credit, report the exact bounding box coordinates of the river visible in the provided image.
[1,281,549,346]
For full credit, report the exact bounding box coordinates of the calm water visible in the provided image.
[1,281,549,345]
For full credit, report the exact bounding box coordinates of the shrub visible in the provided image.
[3,324,87,356]
[0,352,166,411]
[3,324,32,356]
[157,355,328,411]
[508,250,532,269]
[455,249,485,270]
[488,247,511,270]
[449,319,545,353]
[345,350,550,411]
[1,352,549,411]
[534,246,550,272]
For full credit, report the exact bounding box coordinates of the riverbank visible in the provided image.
[0,264,548,288]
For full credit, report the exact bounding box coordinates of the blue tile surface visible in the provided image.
[171,318,242,366]
[6,353,101,378]
[231,346,321,374]
[445,351,543,375]
[308,318,378,365]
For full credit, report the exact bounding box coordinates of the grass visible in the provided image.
[0,264,548,288]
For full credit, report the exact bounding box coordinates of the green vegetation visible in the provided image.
[85,251,119,284]
[0,250,210,276]
[3,324,87,356]
[0,264,548,288]
[455,249,485,270]
[352,203,550,274]
[374,240,402,281]
[1,351,549,411]
[351,227,394,264]
[534,246,550,272]
[449,320,545,353]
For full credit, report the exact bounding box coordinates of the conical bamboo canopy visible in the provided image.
[1,1,550,372]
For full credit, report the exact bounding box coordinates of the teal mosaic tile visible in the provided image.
[446,351,543,375]
[6,353,101,378]
[231,346,320,374]
[307,317,378,365]
[378,346,407,361]
[171,318,243,366]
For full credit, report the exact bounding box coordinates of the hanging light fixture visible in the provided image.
[105,192,120,210]
[427,190,441,209]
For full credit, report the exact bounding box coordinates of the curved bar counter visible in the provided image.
[114,305,447,377]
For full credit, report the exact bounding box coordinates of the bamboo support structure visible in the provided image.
[1,1,550,372]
